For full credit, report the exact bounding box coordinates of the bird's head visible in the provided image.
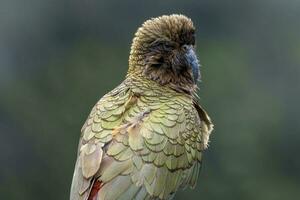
[128,14,200,93]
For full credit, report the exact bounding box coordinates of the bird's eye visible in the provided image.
[157,57,164,63]
[163,43,175,50]
[149,40,174,52]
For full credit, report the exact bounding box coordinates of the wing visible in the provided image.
[70,83,213,200]
[70,84,134,200]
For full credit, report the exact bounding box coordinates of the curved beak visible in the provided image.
[185,46,200,83]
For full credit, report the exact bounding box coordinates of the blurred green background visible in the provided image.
[0,0,299,199]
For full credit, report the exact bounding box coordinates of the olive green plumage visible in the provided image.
[70,14,213,200]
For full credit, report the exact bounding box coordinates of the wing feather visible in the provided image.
[71,81,213,200]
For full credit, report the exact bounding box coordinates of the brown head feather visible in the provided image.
[128,14,199,94]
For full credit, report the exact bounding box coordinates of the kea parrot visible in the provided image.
[70,14,213,200]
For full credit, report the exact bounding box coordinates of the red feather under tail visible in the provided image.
[88,180,103,200]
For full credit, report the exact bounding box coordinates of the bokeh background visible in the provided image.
[1,0,299,199]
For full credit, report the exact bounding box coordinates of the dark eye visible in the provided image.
[157,57,164,63]
[148,56,165,68]
[163,42,175,50]
[149,40,173,52]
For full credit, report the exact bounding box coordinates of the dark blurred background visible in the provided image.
[1,0,299,199]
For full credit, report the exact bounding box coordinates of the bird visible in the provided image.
[70,14,213,200]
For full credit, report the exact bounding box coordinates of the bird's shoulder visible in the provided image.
[81,78,213,156]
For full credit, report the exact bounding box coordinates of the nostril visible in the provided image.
[182,45,189,51]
